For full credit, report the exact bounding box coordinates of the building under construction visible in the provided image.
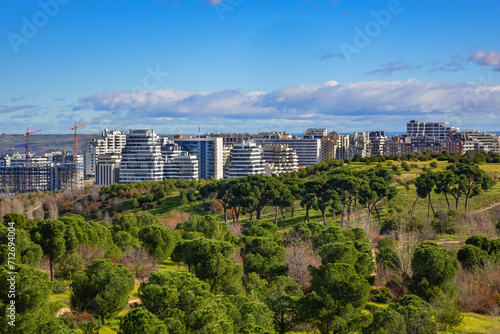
[0,162,82,197]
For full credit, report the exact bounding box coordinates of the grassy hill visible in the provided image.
[0,134,99,155]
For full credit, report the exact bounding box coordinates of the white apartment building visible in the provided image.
[262,144,298,176]
[303,128,327,139]
[255,138,320,167]
[84,129,126,177]
[119,129,164,184]
[225,140,265,179]
[95,153,121,186]
[407,120,458,141]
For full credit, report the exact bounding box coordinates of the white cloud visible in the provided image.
[469,50,500,71]
[75,79,500,132]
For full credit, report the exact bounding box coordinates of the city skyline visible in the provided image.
[1,1,500,134]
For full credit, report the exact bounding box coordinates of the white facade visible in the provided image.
[262,144,298,176]
[407,120,458,141]
[303,128,327,139]
[119,129,164,184]
[256,138,320,167]
[84,129,126,177]
[96,153,121,186]
[225,140,265,179]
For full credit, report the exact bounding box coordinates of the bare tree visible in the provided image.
[45,201,58,220]
[284,237,321,292]
[77,244,105,267]
[89,187,101,202]
[121,248,157,282]
[11,198,24,214]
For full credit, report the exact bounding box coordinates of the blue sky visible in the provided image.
[1,0,500,134]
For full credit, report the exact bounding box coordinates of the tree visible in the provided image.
[359,177,396,223]
[298,191,317,223]
[30,219,79,281]
[394,294,437,334]
[138,225,176,265]
[0,228,43,268]
[171,238,243,294]
[256,276,305,334]
[272,183,295,225]
[177,214,230,241]
[118,307,169,334]
[0,265,53,334]
[409,242,459,301]
[3,213,27,229]
[450,164,493,212]
[113,214,139,237]
[70,259,134,325]
[411,173,436,217]
[36,318,79,334]
[308,177,338,224]
[432,294,463,331]
[241,237,288,280]
[304,263,372,334]
[329,175,362,225]
[139,271,233,333]
[55,252,85,282]
[121,248,157,282]
[219,295,275,334]
[362,307,407,334]
[457,244,490,269]
[200,180,234,223]
[113,231,141,252]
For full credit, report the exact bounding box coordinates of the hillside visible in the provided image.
[0,134,99,155]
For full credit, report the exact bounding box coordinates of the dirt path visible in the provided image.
[472,200,500,213]
[56,298,142,318]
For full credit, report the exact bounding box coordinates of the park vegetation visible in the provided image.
[0,150,499,333]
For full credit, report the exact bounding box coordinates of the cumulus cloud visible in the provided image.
[469,50,500,71]
[76,80,500,127]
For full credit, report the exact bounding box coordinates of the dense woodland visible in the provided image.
[1,150,500,333]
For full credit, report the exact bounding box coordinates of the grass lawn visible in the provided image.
[442,313,500,333]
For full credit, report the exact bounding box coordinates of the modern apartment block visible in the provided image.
[262,144,299,176]
[225,140,265,179]
[0,162,81,196]
[462,130,500,153]
[95,153,121,186]
[162,142,199,181]
[407,120,458,140]
[173,137,223,180]
[119,129,164,184]
[255,138,320,167]
[84,129,126,177]
[383,136,463,155]
[369,131,386,156]
[303,128,327,139]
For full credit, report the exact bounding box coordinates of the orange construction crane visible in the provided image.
[22,128,42,163]
[71,122,85,164]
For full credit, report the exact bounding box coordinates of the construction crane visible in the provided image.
[22,128,42,164]
[71,122,85,164]
[197,126,205,138]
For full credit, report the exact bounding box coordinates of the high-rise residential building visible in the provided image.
[164,152,199,181]
[95,153,121,186]
[462,130,500,153]
[161,141,199,181]
[407,120,458,140]
[262,144,299,176]
[303,128,327,139]
[0,162,81,196]
[346,132,371,159]
[225,140,265,179]
[369,131,386,156]
[84,129,126,177]
[255,138,321,167]
[119,129,164,184]
[173,137,224,180]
